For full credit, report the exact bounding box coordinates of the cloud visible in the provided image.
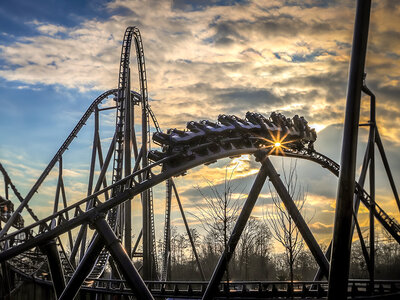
[309,221,333,235]
[1,0,400,247]
[32,21,68,36]
[0,0,398,137]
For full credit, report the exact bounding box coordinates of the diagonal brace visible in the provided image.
[93,216,154,300]
[264,154,330,277]
[202,150,270,300]
[40,239,66,298]
[59,233,104,300]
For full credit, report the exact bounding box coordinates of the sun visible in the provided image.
[258,130,295,156]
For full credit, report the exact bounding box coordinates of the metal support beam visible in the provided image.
[80,107,99,262]
[139,32,151,280]
[108,256,122,280]
[1,262,11,296]
[362,80,377,289]
[368,122,376,289]
[172,180,205,281]
[41,239,66,298]
[375,129,400,212]
[132,229,143,256]
[264,155,330,276]
[314,122,372,282]
[53,158,63,215]
[87,108,99,197]
[161,179,172,281]
[70,134,116,264]
[142,185,151,279]
[93,217,154,300]
[313,242,331,281]
[59,234,104,300]
[0,163,39,232]
[328,0,371,298]
[202,151,270,300]
[353,211,370,273]
[95,132,110,198]
[124,68,132,258]
[4,178,8,200]
[60,178,74,252]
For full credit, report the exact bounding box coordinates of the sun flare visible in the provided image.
[259,130,297,156]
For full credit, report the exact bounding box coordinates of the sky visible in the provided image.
[0,0,400,253]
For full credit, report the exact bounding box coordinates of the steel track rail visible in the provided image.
[0,89,142,280]
[0,89,141,238]
[92,26,157,279]
[1,133,399,263]
[0,163,31,228]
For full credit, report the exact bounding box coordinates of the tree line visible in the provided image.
[156,162,400,282]
[159,224,400,281]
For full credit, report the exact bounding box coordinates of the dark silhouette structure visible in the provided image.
[0,1,399,298]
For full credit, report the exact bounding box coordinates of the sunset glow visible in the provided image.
[0,0,399,252]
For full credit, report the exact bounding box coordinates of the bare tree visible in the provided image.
[191,166,242,280]
[265,159,308,284]
[189,228,201,262]
[170,226,179,265]
[237,217,272,280]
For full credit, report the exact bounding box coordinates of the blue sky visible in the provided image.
[1,0,400,248]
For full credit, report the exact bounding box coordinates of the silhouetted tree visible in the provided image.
[265,159,308,284]
[236,217,272,280]
[192,166,242,280]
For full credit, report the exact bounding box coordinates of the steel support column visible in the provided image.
[124,68,132,258]
[4,178,8,200]
[366,89,376,290]
[353,211,370,272]
[59,234,104,300]
[314,136,372,281]
[132,229,143,256]
[264,155,330,276]
[93,217,154,300]
[328,0,371,298]
[1,262,11,297]
[375,129,400,212]
[161,179,172,281]
[142,182,151,279]
[137,30,152,280]
[60,178,74,252]
[202,151,270,300]
[172,180,205,280]
[41,239,66,298]
[53,158,63,215]
[70,134,116,264]
[80,107,99,262]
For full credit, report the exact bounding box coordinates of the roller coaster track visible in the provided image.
[1,22,398,298]
[0,163,36,227]
[90,26,159,279]
[0,112,399,269]
[1,27,161,281]
[0,89,138,237]
[0,89,142,279]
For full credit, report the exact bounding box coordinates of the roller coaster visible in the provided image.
[1,2,400,299]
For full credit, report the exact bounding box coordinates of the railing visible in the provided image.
[10,272,399,299]
[1,136,399,263]
[76,279,400,298]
